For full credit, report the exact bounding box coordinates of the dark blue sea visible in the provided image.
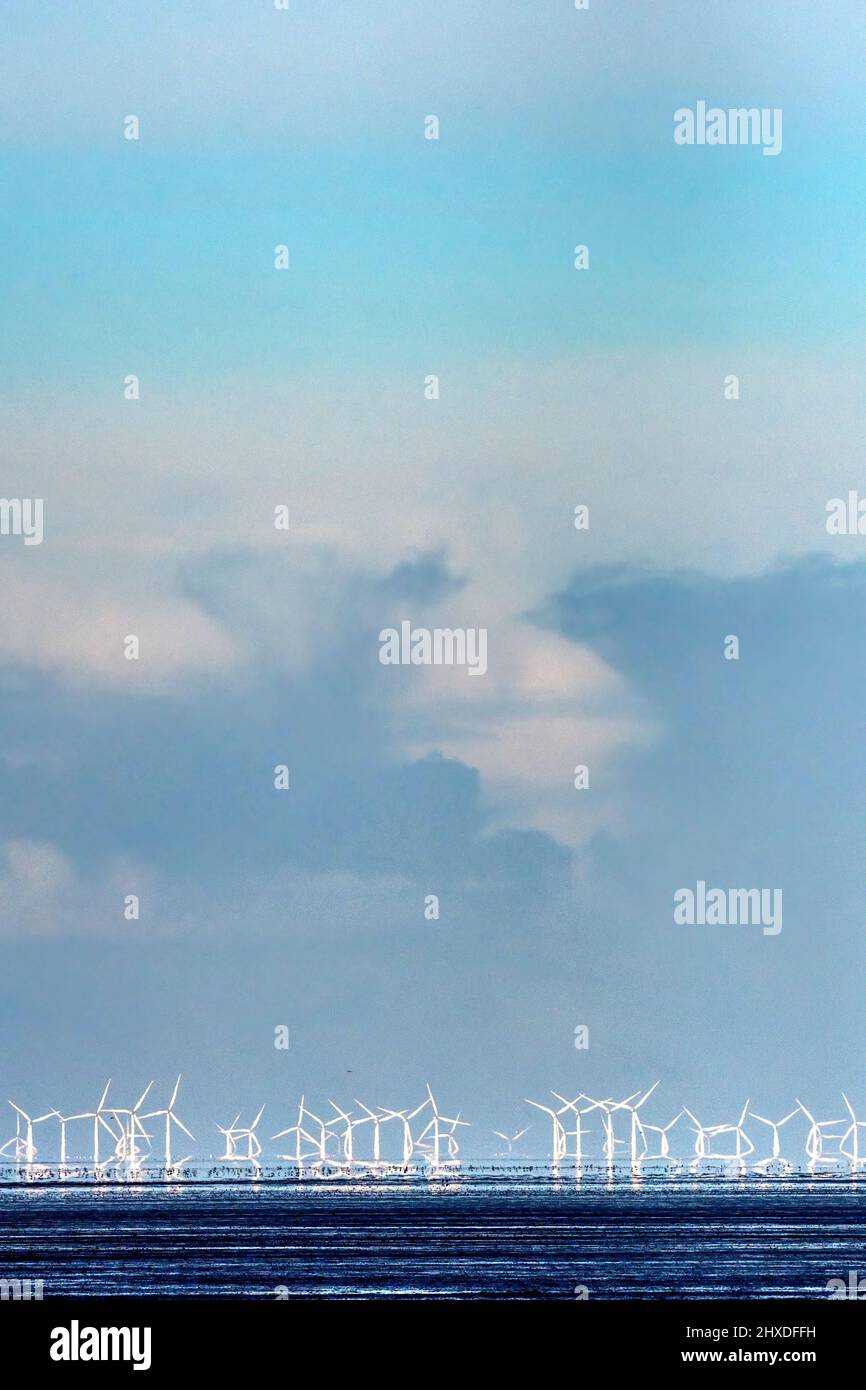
[1,1168,865,1300]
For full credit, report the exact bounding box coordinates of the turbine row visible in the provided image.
[523,1085,866,1168]
[4,1081,866,1173]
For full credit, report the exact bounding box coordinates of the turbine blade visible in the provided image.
[636,1081,660,1108]
[133,1081,153,1112]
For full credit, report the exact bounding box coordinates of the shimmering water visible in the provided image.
[1,1170,865,1299]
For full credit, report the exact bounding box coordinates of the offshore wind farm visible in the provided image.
[4,1077,866,1303]
[4,1078,866,1183]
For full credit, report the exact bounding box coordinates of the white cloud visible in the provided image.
[0,837,414,941]
[392,618,656,846]
[0,573,240,691]
[1,347,857,837]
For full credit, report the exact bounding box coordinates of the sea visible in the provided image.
[1,1164,865,1300]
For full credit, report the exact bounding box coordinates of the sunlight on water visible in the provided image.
[1,1167,864,1299]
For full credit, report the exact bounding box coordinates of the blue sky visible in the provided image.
[1,0,865,1158]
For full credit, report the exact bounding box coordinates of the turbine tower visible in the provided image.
[83,1081,123,1167]
[377,1106,415,1166]
[597,1083,660,1163]
[140,1076,195,1171]
[352,1099,388,1167]
[683,1101,754,1163]
[525,1093,603,1164]
[748,1106,800,1171]
[796,1099,847,1167]
[409,1086,468,1169]
[637,1110,685,1161]
[840,1094,866,1166]
[323,1101,357,1166]
[271,1095,322,1162]
[217,1106,265,1166]
[0,1103,54,1165]
[105,1082,155,1170]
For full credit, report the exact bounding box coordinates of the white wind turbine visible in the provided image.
[50,1082,122,1169]
[840,1094,866,1166]
[218,1106,265,1165]
[525,1093,604,1164]
[1,1103,55,1164]
[684,1101,754,1163]
[299,1101,338,1164]
[42,1108,95,1167]
[524,1097,566,1163]
[140,1076,195,1171]
[492,1126,530,1156]
[83,1081,123,1167]
[597,1083,660,1163]
[409,1086,468,1168]
[636,1110,685,1161]
[323,1100,359,1166]
[748,1106,801,1171]
[796,1099,847,1167]
[553,1092,608,1163]
[105,1082,155,1170]
[352,1100,388,1167]
[271,1097,321,1164]
[377,1106,415,1166]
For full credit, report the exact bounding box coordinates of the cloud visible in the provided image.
[0,573,240,691]
[394,620,655,846]
[0,838,129,937]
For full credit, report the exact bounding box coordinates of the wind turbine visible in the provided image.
[43,1108,95,1167]
[637,1110,685,1161]
[0,1103,55,1164]
[377,1106,415,1166]
[840,1094,866,1166]
[323,1100,357,1166]
[409,1086,468,1169]
[492,1126,530,1156]
[554,1092,609,1163]
[271,1097,321,1164]
[525,1093,604,1164]
[796,1099,847,1167]
[298,1101,333,1164]
[524,1098,567,1163]
[83,1081,123,1167]
[597,1083,660,1163]
[105,1082,155,1170]
[352,1099,387,1167]
[140,1076,195,1171]
[748,1106,801,1171]
[683,1101,754,1163]
[218,1106,265,1165]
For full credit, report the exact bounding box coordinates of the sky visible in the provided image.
[0,0,865,1161]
